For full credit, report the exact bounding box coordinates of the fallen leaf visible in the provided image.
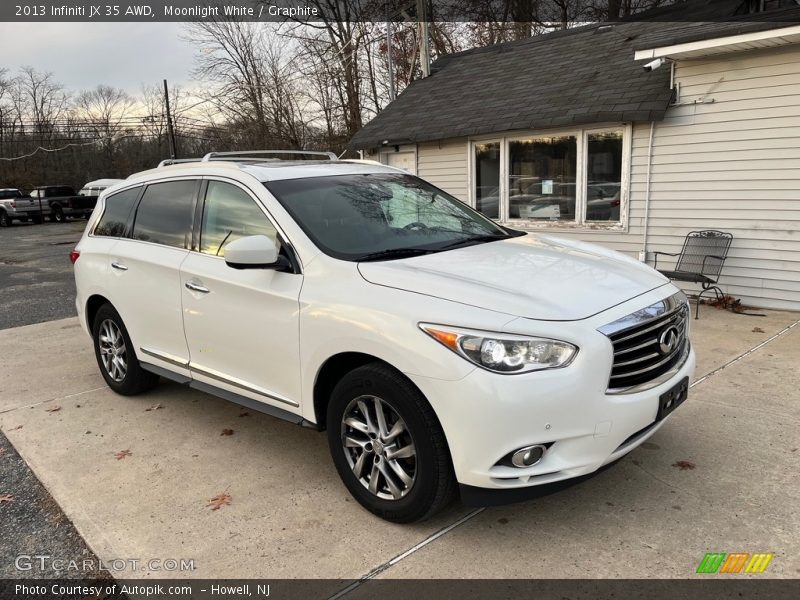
[114,449,132,460]
[238,412,250,418]
[45,405,61,413]
[0,494,14,504]
[220,428,234,436]
[145,403,163,412]
[672,460,696,471]
[752,327,765,333]
[207,492,231,511]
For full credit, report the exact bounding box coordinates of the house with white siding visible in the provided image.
[349,11,800,311]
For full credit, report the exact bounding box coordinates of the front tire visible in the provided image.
[51,206,65,223]
[92,304,159,396]
[327,363,455,523]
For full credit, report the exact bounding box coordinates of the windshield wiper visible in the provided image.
[437,233,510,251]
[357,248,436,262]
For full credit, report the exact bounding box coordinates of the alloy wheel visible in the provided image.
[98,319,127,382]
[341,395,417,500]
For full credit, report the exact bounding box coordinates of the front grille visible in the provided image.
[606,302,689,391]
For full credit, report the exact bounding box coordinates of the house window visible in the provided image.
[471,126,628,228]
[509,135,577,221]
[473,141,501,219]
[586,131,623,222]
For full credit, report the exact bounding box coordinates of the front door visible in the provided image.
[180,179,303,411]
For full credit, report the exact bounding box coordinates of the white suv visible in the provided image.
[72,153,695,522]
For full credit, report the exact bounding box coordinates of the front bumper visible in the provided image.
[406,289,696,498]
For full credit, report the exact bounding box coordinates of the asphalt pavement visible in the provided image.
[0,219,86,330]
[0,218,115,583]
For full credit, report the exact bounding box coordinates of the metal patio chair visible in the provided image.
[654,230,733,319]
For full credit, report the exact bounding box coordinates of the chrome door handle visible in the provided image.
[185,282,210,294]
[111,262,128,271]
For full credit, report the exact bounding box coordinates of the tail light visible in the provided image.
[69,250,80,264]
[10,201,16,208]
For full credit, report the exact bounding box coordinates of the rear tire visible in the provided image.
[92,304,159,396]
[327,363,456,523]
[0,211,10,227]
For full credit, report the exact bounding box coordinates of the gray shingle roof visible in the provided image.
[349,21,675,150]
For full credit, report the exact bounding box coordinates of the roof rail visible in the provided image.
[157,158,203,167]
[201,150,338,162]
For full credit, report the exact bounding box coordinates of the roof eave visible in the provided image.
[634,24,800,60]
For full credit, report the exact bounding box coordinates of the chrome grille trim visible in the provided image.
[599,291,691,395]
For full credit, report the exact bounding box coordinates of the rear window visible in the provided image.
[131,180,197,249]
[94,187,141,237]
[0,190,22,200]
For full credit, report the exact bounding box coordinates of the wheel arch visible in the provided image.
[313,352,427,431]
[86,294,113,332]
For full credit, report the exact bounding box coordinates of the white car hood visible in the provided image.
[357,233,670,321]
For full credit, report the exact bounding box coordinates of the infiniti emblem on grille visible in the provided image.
[659,326,680,355]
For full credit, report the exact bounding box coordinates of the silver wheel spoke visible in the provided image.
[377,461,403,499]
[368,462,380,494]
[352,451,368,479]
[98,319,127,382]
[357,398,378,435]
[345,435,367,449]
[385,443,415,461]
[344,417,369,434]
[384,420,406,442]
[388,459,414,486]
[373,398,390,438]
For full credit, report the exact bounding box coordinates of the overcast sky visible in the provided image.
[3,23,196,95]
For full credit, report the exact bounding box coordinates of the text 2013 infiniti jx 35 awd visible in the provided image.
[72,155,695,523]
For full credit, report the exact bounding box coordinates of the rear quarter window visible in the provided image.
[94,187,141,237]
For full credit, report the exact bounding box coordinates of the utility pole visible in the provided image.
[416,0,431,78]
[386,1,396,101]
[163,79,178,159]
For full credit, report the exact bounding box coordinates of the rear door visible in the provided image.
[180,179,303,410]
[107,179,199,377]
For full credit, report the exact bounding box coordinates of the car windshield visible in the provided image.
[265,173,517,261]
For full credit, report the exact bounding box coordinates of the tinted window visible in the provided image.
[45,186,75,197]
[200,181,276,257]
[94,187,141,237]
[0,190,22,200]
[132,181,196,248]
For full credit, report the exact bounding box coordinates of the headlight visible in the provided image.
[419,324,578,374]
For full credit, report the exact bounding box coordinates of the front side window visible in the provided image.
[131,180,196,248]
[200,181,277,257]
[94,187,141,237]
[266,173,512,261]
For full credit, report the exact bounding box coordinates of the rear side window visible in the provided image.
[132,181,197,249]
[94,187,141,237]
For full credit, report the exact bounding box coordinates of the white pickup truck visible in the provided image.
[0,188,40,227]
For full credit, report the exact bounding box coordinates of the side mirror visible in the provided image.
[224,235,291,271]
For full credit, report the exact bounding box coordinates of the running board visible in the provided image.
[141,362,319,430]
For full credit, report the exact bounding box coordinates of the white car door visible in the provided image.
[180,179,303,411]
[107,179,199,378]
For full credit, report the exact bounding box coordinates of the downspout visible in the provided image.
[640,120,655,263]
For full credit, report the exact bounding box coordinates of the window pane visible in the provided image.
[509,136,576,221]
[200,182,277,257]
[132,181,196,248]
[94,187,140,237]
[586,131,623,222]
[474,142,500,219]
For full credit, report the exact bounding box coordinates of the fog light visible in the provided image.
[511,444,547,468]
